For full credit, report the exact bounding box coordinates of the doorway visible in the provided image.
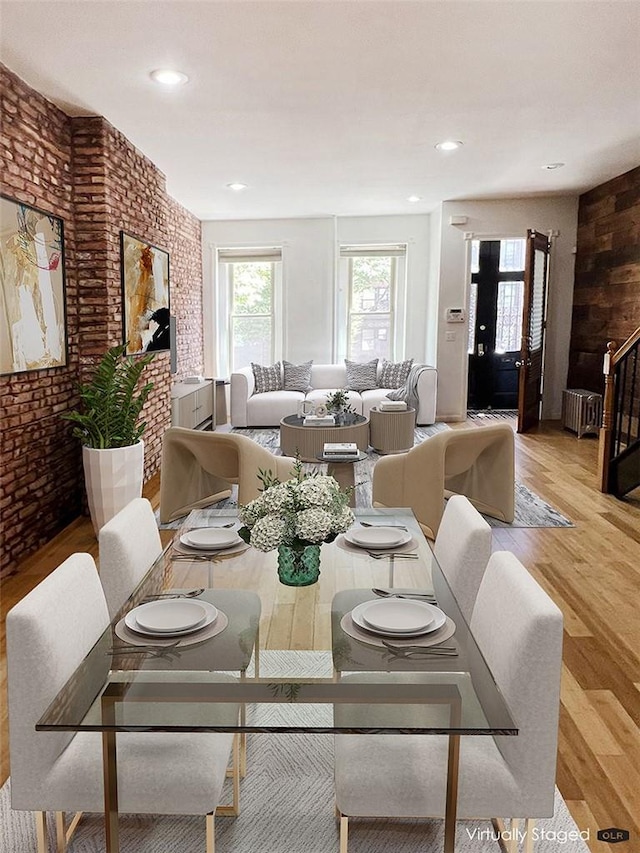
[467,239,525,410]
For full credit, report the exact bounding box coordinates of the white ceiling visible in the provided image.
[1,0,639,221]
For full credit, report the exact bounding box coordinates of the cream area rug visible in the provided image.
[1,652,589,853]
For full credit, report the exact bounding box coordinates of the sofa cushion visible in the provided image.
[252,362,282,394]
[310,363,347,389]
[247,390,304,425]
[283,360,313,392]
[379,358,413,388]
[345,358,379,391]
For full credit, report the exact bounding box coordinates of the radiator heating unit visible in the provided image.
[561,389,603,438]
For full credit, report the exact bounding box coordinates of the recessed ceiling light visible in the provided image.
[227,182,248,192]
[435,140,463,152]
[542,162,565,170]
[407,195,422,203]
[150,69,189,86]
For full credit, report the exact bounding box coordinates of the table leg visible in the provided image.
[102,730,120,853]
[444,733,460,852]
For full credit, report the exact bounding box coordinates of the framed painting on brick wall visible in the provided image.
[0,195,67,375]
[120,231,170,356]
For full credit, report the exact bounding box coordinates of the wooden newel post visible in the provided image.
[598,340,617,492]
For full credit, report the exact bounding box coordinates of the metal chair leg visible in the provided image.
[216,733,241,817]
[35,812,48,853]
[339,813,349,853]
[524,818,536,853]
[206,812,215,853]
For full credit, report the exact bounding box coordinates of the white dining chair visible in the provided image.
[6,552,240,853]
[433,495,492,622]
[98,497,163,618]
[334,550,564,853]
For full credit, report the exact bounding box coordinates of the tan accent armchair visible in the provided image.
[372,423,515,539]
[160,428,298,523]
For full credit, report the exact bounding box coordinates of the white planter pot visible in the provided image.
[82,440,145,534]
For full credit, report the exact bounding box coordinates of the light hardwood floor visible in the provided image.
[1,419,639,852]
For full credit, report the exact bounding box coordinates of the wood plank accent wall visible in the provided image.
[568,165,640,393]
[0,63,204,579]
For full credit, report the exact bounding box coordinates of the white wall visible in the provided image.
[435,197,579,421]
[202,214,434,375]
[202,218,335,376]
[202,201,578,422]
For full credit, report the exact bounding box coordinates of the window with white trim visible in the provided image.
[217,247,282,374]
[338,244,407,362]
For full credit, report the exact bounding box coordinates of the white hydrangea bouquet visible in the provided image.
[238,459,355,553]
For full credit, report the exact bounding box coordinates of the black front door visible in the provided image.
[467,239,525,410]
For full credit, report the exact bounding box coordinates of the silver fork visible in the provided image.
[381,640,458,656]
[142,588,205,601]
[360,521,408,531]
[372,588,436,602]
[367,551,418,560]
[171,554,215,562]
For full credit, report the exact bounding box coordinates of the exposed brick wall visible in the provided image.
[568,166,640,392]
[0,64,204,579]
[167,195,205,380]
[0,64,81,578]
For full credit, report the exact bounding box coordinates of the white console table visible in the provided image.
[171,380,214,431]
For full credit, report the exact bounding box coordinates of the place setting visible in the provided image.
[172,524,250,560]
[340,595,457,654]
[113,593,229,650]
[337,523,419,558]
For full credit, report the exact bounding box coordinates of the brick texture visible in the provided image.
[568,166,640,392]
[0,63,204,579]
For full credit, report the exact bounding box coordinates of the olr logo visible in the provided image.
[597,828,630,843]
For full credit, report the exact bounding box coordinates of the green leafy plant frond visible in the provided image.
[62,344,155,448]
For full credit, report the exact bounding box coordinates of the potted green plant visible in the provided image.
[325,389,356,425]
[62,343,155,532]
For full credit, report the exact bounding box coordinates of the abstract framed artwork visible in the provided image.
[0,194,67,375]
[120,231,170,355]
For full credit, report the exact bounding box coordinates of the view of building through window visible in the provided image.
[348,255,395,361]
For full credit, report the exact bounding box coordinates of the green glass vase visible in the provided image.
[277,543,321,586]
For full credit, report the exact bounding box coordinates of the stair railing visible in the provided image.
[599,325,640,493]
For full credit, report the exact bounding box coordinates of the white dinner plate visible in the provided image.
[344,528,411,549]
[180,528,240,550]
[360,599,435,634]
[351,600,446,637]
[132,599,208,633]
[125,600,218,637]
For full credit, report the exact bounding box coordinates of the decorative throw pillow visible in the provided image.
[379,358,413,389]
[283,360,313,392]
[251,362,282,394]
[345,358,379,391]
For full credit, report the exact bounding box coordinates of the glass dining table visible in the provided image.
[36,508,517,853]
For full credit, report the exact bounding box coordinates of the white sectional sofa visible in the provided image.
[230,362,437,427]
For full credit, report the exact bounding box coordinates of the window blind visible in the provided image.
[218,247,282,263]
[340,244,407,258]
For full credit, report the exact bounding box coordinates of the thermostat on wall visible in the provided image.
[446,308,466,323]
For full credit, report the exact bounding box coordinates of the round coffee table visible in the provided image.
[279,414,369,461]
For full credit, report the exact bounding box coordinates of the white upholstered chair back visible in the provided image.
[6,553,110,810]
[98,497,162,618]
[470,550,563,814]
[433,495,492,622]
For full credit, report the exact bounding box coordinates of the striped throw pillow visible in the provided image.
[379,358,413,389]
[345,358,379,391]
[283,360,313,392]
[251,362,282,394]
